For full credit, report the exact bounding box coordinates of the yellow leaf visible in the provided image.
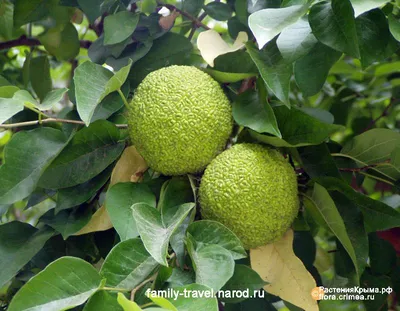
[117,293,143,311]
[197,30,248,67]
[73,206,113,235]
[250,229,319,311]
[110,146,148,186]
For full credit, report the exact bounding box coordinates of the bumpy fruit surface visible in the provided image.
[199,143,299,249]
[127,66,232,175]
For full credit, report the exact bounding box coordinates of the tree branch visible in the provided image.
[188,11,208,40]
[0,35,92,51]
[363,98,396,132]
[157,2,210,30]
[0,118,128,129]
[339,159,391,172]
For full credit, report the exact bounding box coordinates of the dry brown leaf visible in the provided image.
[197,29,248,67]
[250,229,319,311]
[110,145,148,186]
[159,10,180,30]
[73,206,113,236]
[74,147,147,236]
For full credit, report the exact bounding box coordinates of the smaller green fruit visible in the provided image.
[199,143,299,249]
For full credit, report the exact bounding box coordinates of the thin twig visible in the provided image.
[339,159,391,172]
[130,274,157,301]
[0,118,128,129]
[363,98,396,132]
[157,2,210,30]
[188,11,209,40]
[0,35,92,51]
[359,172,394,186]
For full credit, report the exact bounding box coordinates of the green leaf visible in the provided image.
[182,0,205,15]
[39,120,124,189]
[340,128,400,181]
[56,165,112,212]
[147,295,177,311]
[91,82,129,122]
[74,61,131,125]
[128,33,193,87]
[298,143,343,179]
[250,105,344,147]
[0,127,67,204]
[309,0,360,58]
[166,284,219,311]
[0,75,11,86]
[13,88,69,112]
[13,0,52,27]
[141,0,157,14]
[204,2,233,21]
[361,271,391,311]
[41,208,92,239]
[105,182,156,241]
[388,14,400,42]
[77,0,103,23]
[104,60,132,95]
[0,98,24,124]
[186,234,235,291]
[104,11,139,45]
[368,233,396,275]
[132,203,194,266]
[166,269,195,287]
[22,52,32,87]
[158,176,195,267]
[74,61,113,125]
[276,17,318,63]
[117,293,143,311]
[248,4,308,49]
[203,69,255,83]
[40,88,69,110]
[282,0,308,6]
[8,257,102,311]
[100,238,159,289]
[39,22,80,60]
[83,291,123,311]
[29,56,52,101]
[106,41,153,71]
[221,265,267,303]
[330,191,368,278]
[225,296,276,311]
[303,183,359,280]
[232,89,281,137]
[0,1,15,40]
[0,222,54,287]
[186,220,247,260]
[294,42,342,96]
[301,107,335,124]
[315,177,400,232]
[350,0,389,17]
[246,41,292,106]
[355,9,391,68]
[0,85,19,98]
[214,50,258,74]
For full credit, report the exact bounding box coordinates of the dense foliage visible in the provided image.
[0,0,400,310]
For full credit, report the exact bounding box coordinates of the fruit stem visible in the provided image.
[118,88,130,109]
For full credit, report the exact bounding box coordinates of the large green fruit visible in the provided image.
[199,143,299,249]
[127,66,232,175]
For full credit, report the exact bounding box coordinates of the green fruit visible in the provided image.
[199,143,299,249]
[128,65,232,176]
